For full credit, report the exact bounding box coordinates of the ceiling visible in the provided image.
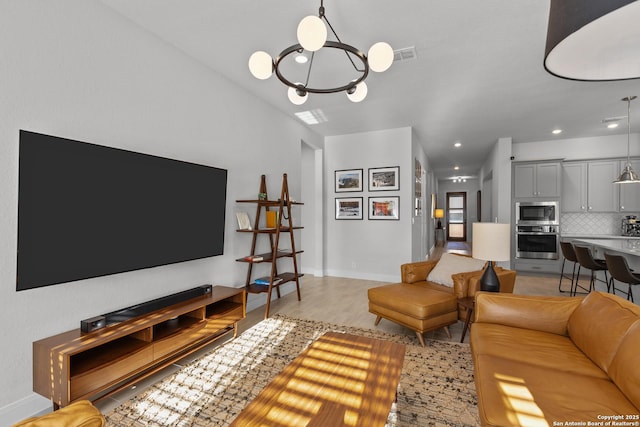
[100,0,640,180]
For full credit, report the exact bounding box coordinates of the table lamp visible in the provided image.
[434,209,444,228]
[472,222,511,292]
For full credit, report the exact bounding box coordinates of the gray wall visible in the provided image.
[0,1,322,421]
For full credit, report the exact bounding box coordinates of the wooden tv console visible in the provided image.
[33,285,245,408]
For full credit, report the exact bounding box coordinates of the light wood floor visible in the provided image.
[95,242,566,415]
[242,241,565,339]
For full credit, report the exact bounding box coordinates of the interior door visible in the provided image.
[446,192,466,241]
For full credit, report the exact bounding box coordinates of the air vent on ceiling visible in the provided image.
[393,46,417,62]
[602,115,626,124]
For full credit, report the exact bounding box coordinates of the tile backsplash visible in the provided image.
[561,212,640,235]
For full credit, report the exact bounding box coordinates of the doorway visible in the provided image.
[446,192,467,241]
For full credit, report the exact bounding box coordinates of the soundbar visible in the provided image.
[81,284,213,333]
[80,315,106,333]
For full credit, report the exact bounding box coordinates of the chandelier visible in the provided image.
[248,0,393,105]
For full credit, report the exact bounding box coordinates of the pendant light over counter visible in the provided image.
[615,96,640,184]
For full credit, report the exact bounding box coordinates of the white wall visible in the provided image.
[513,133,640,162]
[300,142,324,276]
[481,172,493,222]
[0,1,322,422]
[411,130,430,261]
[324,128,413,282]
[480,137,513,223]
[478,138,513,268]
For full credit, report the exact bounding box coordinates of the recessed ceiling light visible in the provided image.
[603,116,624,128]
[454,142,462,148]
[454,166,460,170]
[295,53,308,64]
[552,129,562,135]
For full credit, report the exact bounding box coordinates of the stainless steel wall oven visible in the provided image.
[516,225,559,259]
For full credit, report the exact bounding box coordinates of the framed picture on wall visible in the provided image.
[335,197,363,220]
[369,196,400,220]
[369,166,399,191]
[335,169,363,192]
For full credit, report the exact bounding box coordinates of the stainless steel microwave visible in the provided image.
[515,201,559,225]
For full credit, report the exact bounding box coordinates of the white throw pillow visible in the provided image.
[426,253,486,287]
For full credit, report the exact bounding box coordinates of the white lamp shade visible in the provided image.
[287,85,308,105]
[248,51,273,80]
[346,81,368,102]
[368,42,394,73]
[297,15,327,52]
[472,223,511,262]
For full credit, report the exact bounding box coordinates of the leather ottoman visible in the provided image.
[368,282,458,346]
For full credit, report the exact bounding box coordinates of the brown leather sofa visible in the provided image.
[471,291,640,426]
[368,257,516,346]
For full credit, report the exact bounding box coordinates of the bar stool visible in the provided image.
[558,241,578,293]
[604,253,639,303]
[573,245,610,296]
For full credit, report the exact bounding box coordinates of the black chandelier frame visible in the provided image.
[272,1,370,97]
[274,41,369,96]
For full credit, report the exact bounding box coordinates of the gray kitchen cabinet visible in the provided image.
[587,160,619,212]
[619,159,640,212]
[562,162,587,212]
[514,162,560,198]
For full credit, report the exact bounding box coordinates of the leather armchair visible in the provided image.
[369,256,517,345]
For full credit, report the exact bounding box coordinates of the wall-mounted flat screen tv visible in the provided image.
[17,130,227,291]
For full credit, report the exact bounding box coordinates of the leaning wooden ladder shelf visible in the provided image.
[236,173,303,318]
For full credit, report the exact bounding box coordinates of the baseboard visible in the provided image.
[301,267,323,277]
[429,244,436,257]
[323,269,399,283]
[0,393,51,426]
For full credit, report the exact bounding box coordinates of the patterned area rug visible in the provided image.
[105,315,479,426]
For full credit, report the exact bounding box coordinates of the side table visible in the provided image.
[435,227,445,245]
[458,296,474,343]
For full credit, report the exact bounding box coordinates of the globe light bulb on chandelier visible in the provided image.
[248,0,393,104]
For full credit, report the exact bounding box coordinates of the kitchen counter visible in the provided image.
[562,234,640,240]
[573,238,640,257]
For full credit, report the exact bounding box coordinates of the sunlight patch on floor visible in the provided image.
[131,318,297,423]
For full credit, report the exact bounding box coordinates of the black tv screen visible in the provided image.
[17,130,227,291]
